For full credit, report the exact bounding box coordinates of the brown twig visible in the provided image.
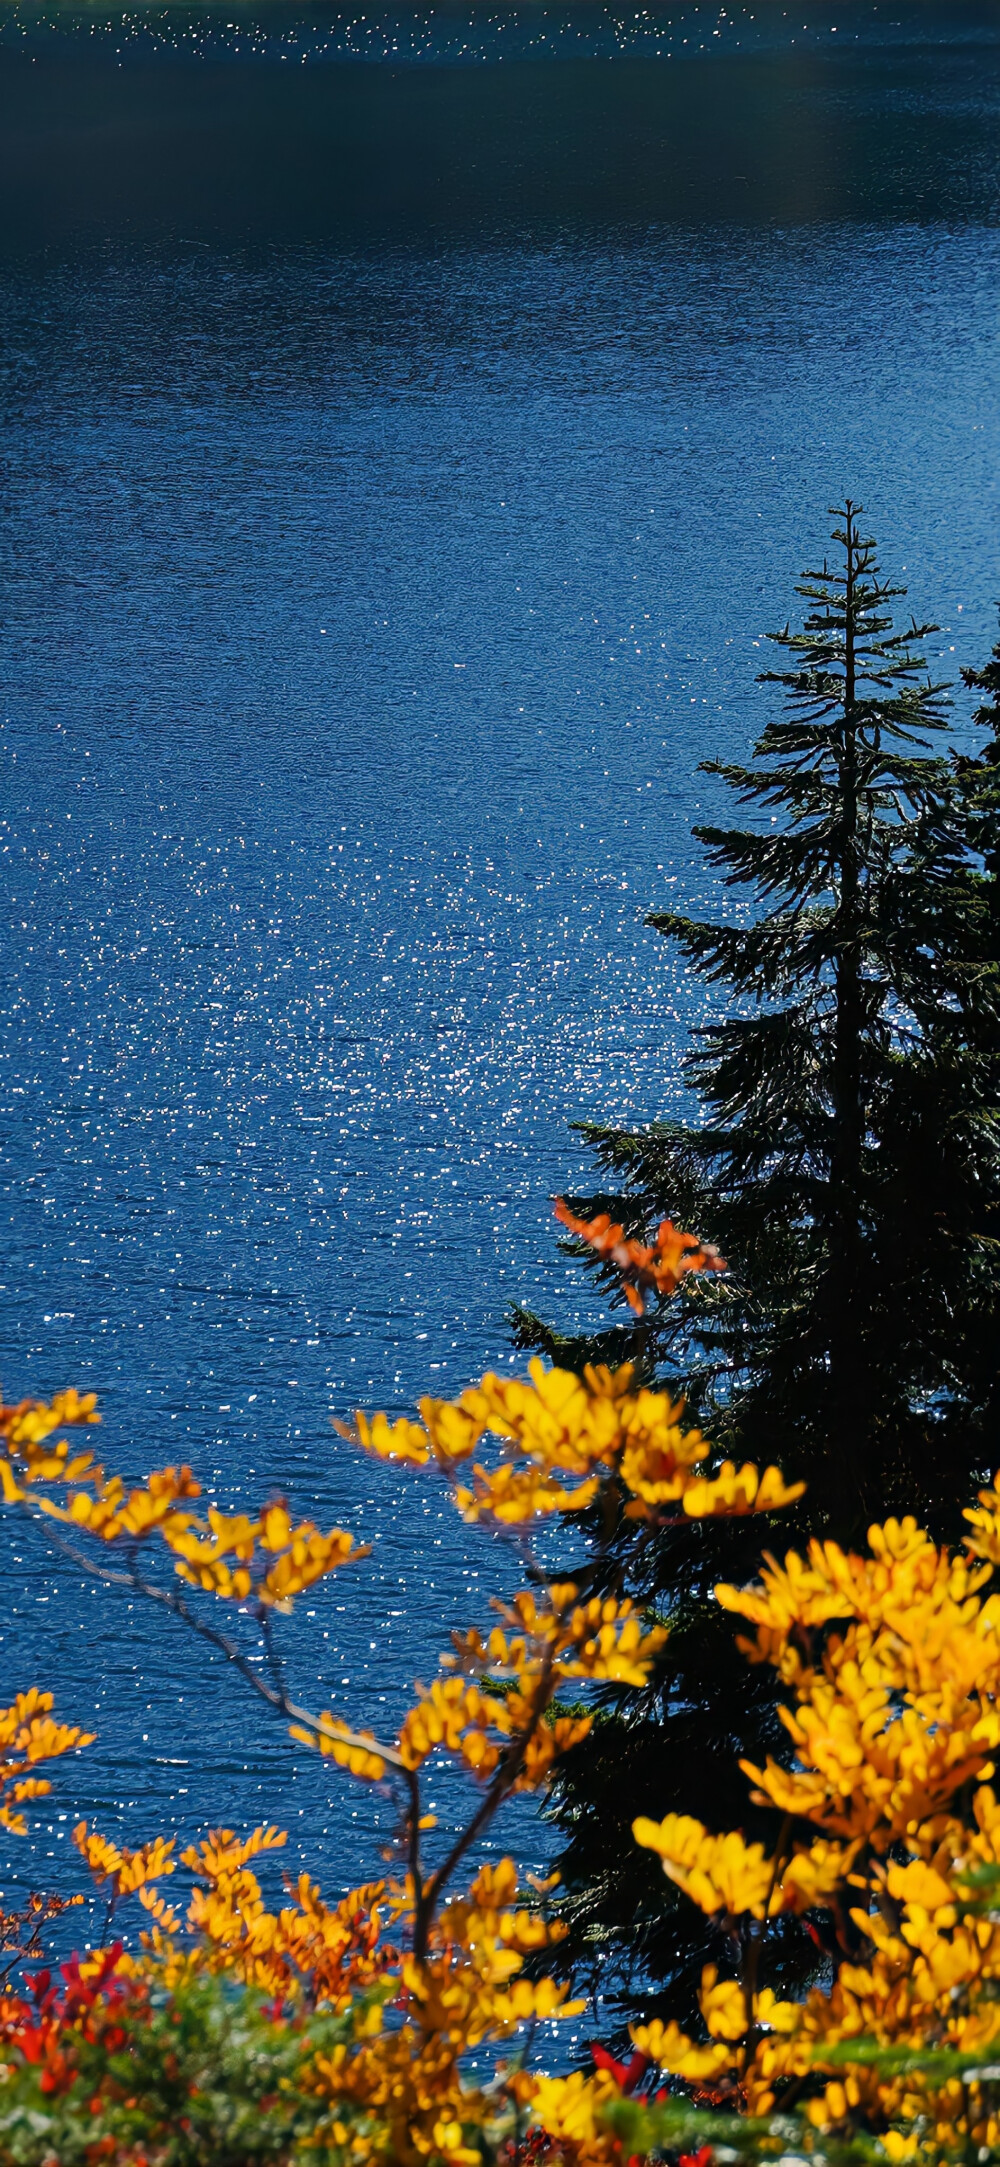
[13,1492,569,1960]
[413,1647,558,1961]
[14,1503,408,1774]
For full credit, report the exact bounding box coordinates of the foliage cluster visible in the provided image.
[0,1255,800,2166]
[11,1323,1000,2167]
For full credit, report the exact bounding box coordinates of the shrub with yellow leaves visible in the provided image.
[9,1279,1000,2166]
[0,1216,813,2167]
[30,1225,1000,2166]
[528,1487,1000,2167]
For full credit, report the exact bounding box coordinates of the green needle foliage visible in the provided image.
[515,504,1000,2032]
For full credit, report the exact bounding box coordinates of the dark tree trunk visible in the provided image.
[827,506,867,1518]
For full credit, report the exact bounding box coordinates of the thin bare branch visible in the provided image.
[414,1647,557,1959]
[12,1502,408,1774]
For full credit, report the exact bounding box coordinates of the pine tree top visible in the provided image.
[711,501,947,785]
[658,504,953,1002]
[761,500,945,701]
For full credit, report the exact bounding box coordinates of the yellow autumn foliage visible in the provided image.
[602,1475,1000,2165]
[19,1223,1000,2166]
[339,1356,803,1530]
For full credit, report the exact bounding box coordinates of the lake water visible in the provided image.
[3,1,1000,1983]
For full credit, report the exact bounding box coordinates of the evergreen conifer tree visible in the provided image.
[956,623,1000,980]
[934,621,1000,1432]
[518,506,1000,2033]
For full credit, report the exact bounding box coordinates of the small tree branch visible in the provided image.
[8,1500,563,1965]
[10,1503,408,1774]
[414,1649,558,1959]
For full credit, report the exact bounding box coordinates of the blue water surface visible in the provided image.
[2,4,1000,2015]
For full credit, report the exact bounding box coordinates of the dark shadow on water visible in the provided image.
[3,24,1000,251]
